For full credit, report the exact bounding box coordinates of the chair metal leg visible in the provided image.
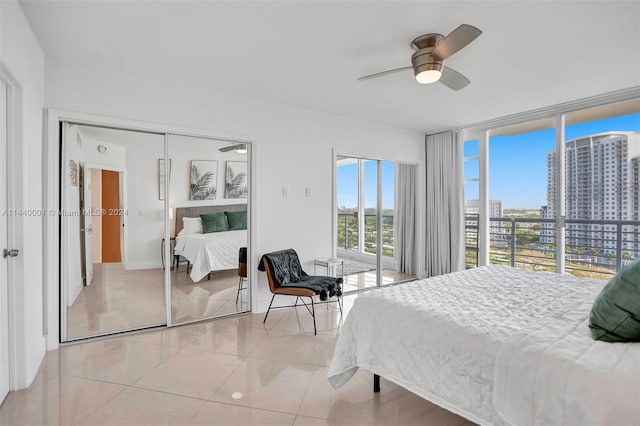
[263,294,276,324]
[236,277,242,304]
[294,296,299,307]
[337,295,343,315]
[311,297,316,335]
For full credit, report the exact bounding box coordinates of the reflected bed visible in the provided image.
[174,205,247,282]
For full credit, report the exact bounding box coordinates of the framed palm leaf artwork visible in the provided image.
[225,161,248,199]
[190,160,218,200]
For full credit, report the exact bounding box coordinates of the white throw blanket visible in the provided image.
[327,266,605,425]
[493,299,640,426]
[174,230,246,282]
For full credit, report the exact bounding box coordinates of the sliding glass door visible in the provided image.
[335,155,415,292]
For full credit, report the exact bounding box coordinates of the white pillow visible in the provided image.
[178,217,203,236]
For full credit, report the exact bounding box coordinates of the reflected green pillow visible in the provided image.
[200,213,227,233]
[589,259,640,342]
[225,210,247,231]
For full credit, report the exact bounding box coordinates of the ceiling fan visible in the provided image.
[219,144,247,154]
[358,24,482,90]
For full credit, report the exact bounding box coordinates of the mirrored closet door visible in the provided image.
[61,124,168,341]
[60,123,252,342]
[167,134,251,325]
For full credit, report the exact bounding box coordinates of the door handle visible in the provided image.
[3,249,19,258]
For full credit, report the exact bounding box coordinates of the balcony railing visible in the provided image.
[465,214,640,279]
[337,212,395,257]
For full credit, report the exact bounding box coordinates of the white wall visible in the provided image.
[168,134,248,209]
[44,64,426,312]
[0,0,46,389]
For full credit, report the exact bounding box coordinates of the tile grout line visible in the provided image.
[64,377,129,426]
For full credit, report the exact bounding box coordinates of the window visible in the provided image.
[464,140,479,268]
[463,97,640,279]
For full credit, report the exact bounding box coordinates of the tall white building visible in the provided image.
[541,132,640,253]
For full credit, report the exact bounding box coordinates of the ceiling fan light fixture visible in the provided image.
[415,69,442,84]
[413,62,443,84]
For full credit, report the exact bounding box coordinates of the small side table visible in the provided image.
[314,258,344,278]
[161,237,176,270]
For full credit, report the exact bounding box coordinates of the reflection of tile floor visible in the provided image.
[2,294,473,426]
[340,268,416,293]
[66,263,248,340]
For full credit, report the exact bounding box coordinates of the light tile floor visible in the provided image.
[66,263,248,340]
[1,294,474,426]
[341,269,417,293]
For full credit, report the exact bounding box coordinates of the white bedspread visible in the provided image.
[493,299,640,426]
[327,265,604,425]
[174,230,246,282]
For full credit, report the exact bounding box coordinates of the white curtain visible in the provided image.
[395,163,417,274]
[425,131,465,276]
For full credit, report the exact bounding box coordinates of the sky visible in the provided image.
[466,112,640,209]
[337,112,640,211]
[337,160,395,209]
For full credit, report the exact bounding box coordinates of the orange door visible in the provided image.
[101,170,121,262]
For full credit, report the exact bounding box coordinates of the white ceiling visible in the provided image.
[19,1,640,132]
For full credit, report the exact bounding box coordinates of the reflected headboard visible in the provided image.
[175,204,247,235]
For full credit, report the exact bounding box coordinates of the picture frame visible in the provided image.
[225,161,248,199]
[69,160,78,187]
[190,160,218,200]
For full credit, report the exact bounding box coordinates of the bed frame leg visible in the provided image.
[373,374,380,393]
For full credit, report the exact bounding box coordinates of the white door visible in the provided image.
[82,166,94,285]
[0,80,10,403]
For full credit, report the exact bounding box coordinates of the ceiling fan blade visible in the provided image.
[219,144,242,152]
[432,24,482,60]
[357,66,413,81]
[439,66,470,91]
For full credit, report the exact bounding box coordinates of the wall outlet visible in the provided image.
[282,186,288,197]
[305,187,311,197]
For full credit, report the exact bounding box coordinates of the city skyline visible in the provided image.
[468,113,640,209]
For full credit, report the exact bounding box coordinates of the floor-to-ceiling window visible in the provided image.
[464,97,640,279]
[488,120,557,272]
[463,139,480,268]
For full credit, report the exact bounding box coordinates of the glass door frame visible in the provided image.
[50,110,255,344]
[333,151,405,290]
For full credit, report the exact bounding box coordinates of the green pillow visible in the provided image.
[200,213,227,233]
[225,211,247,231]
[589,259,640,342]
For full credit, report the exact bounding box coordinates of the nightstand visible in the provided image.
[314,258,344,278]
[161,237,176,270]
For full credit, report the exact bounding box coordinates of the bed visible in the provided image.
[327,265,640,425]
[173,205,247,282]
